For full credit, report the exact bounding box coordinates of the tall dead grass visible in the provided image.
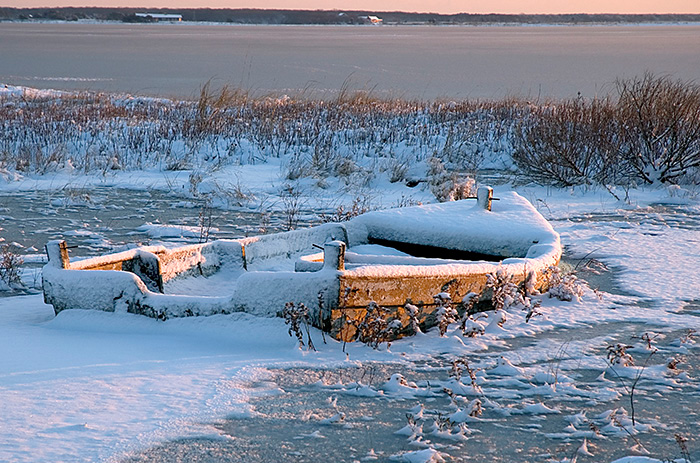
[2,74,699,189]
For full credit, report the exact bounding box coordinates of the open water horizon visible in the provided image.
[2,22,700,100]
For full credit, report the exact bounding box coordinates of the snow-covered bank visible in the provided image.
[1,84,699,462]
[2,184,700,462]
[4,77,700,214]
[0,297,344,462]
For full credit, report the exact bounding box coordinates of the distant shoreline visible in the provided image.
[2,7,700,26]
[4,18,700,28]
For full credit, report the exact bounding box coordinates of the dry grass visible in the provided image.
[0,84,524,181]
[3,74,700,192]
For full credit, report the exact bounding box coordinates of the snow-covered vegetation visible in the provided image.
[1,80,699,463]
[3,74,699,199]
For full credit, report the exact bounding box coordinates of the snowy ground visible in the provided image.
[1,181,698,463]
[0,85,698,463]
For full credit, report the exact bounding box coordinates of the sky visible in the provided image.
[7,0,700,14]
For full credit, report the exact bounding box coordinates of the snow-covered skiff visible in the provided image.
[42,187,561,339]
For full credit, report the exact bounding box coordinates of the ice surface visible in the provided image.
[135,223,219,239]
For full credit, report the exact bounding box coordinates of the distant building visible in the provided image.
[135,13,182,22]
[366,15,383,24]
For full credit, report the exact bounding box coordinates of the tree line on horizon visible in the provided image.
[2,7,700,25]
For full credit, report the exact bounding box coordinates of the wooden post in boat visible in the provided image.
[477,186,494,211]
[323,240,345,270]
[45,240,70,269]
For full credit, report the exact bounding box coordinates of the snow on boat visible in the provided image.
[42,187,561,339]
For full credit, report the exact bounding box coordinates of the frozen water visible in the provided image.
[2,177,700,463]
[116,198,700,463]
[0,187,314,294]
[0,187,310,256]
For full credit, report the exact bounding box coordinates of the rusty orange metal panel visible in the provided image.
[338,273,502,311]
[331,264,556,341]
[73,262,123,271]
[331,273,491,341]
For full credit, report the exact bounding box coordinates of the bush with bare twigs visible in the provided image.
[0,245,24,289]
[282,302,316,351]
[616,73,700,185]
[352,301,401,349]
[514,74,700,190]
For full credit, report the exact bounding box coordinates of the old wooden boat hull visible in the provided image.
[42,188,561,339]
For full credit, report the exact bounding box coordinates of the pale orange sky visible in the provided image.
[6,0,700,14]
